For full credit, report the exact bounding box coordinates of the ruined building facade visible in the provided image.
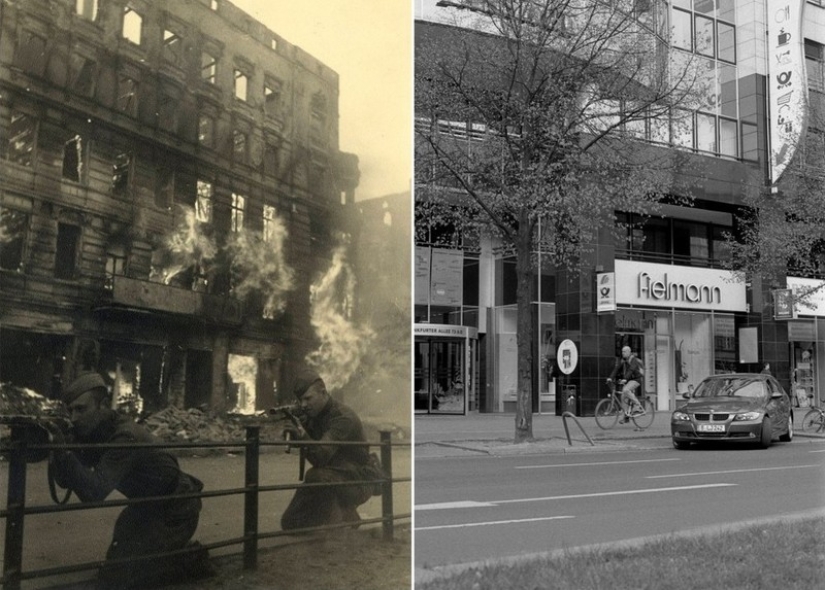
[0,0,359,412]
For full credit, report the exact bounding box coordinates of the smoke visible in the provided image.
[306,242,375,394]
[227,215,295,317]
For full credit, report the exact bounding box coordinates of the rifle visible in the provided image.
[267,404,308,478]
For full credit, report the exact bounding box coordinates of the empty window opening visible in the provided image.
[231,193,245,232]
[122,7,143,45]
[163,30,182,66]
[55,223,80,280]
[234,70,248,101]
[8,112,35,167]
[233,130,247,164]
[112,152,131,195]
[198,115,214,147]
[0,207,28,271]
[196,180,213,223]
[117,75,138,116]
[62,135,84,182]
[76,0,98,21]
[105,246,127,290]
[201,52,217,84]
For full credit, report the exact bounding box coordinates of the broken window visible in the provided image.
[104,245,127,290]
[122,7,143,45]
[7,111,35,166]
[155,165,173,209]
[198,115,214,147]
[263,139,279,176]
[264,78,282,117]
[75,0,98,21]
[70,55,97,97]
[62,135,84,182]
[233,130,247,164]
[14,30,48,77]
[309,92,328,147]
[158,92,177,132]
[163,30,182,66]
[231,193,245,233]
[117,75,138,116]
[196,180,213,223]
[234,70,248,101]
[0,207,28,272]
[55,223,80,280]
[112,152,131,195]
[201,52,217,84]
[262,204,277,243]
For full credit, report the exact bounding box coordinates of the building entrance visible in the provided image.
[414,324,478,414]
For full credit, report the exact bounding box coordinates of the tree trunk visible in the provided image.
[514,211,535,443]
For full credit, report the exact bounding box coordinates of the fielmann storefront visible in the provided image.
[606,260,748,412]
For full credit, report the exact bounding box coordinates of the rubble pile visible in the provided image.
[142,406,249,444]
[0,382,67,420]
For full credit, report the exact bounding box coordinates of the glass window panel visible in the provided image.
[719,117,737,157]
[672,0,691,9]
[672,109,694,149]
[718,63,737,118]
[694,0,714,15]
[741,122,758,161]
[673,220,710,263]
[695,57,717,113]
[695,15,714,57]
[671,9,692,51]
[650,112,670,143]
[718,22,735,63]
[696,112,716,152]
[717,0,735,22]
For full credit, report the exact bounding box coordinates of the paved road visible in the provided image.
[414,439,825,569]
[1,447,411,589]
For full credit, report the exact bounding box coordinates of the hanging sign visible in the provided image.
[596,272,616,313]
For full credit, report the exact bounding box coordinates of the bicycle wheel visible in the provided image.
[801,409,825,432]
[594,398,619,430]
[631,396,655,430]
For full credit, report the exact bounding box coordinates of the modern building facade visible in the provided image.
[414,0,825,415]
[0,0,360,412]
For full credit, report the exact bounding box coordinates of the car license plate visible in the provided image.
[698,424,725,433]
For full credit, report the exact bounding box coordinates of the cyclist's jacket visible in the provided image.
[610,355,644,382]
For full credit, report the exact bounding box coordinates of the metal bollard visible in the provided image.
[243,426,260,571]
[379,430,394,541]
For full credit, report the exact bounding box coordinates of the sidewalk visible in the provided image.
[415,408,825,458]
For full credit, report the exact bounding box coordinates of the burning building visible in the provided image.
[0,0,361,413]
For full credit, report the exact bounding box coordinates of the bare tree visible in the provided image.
[415,0,705,442]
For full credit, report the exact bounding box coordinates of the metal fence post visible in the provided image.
[3,426,29,590]
[243,426,260,571]
[379,430,394,541]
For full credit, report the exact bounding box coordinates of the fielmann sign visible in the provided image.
[615,261,747,312]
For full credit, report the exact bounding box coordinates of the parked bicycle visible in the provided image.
[801,399,825,433]
[594,380,655,430]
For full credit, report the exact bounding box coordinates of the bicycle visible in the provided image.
[801,399,825,433]
[594,380,655,430]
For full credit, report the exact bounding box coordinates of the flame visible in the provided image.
[306,243,374,393]
[227,215,294,317]
[150,206,216,285]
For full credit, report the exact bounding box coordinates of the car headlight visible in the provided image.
[734,411,762,421]
[672,411,690,421]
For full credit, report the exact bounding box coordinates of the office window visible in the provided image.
[806,40,824,93]
[719,118,737,157]
[671,9,692,51]
[76,0,99,20]
[672,109,694,149]
[234,70,248,101]
[674,221,710,264]
[116,75,138,116]
[7,112,35,166]
[122,7,142,45]
[233,130,248,164]
[696,112,716,152]
[0,208,28,271]
[741,122,758,161]
[196,180,213,223]
[717,21,736,63]
[55,223,80,280]
[112,152,131,195]
[198,115,214,147]
[231,193,245,232]
[201,52,217,84]
[694,15,714,57]
[163,30,182,66]
[62,135,84,182]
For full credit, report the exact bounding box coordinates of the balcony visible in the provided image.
[108,275,242,325]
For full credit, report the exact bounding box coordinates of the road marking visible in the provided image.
[492,483,736,505]
[810,449,825,453]
[416,515,575,531]
[417,500,496,511]
[516,458,681,470]
[647,465,818,479]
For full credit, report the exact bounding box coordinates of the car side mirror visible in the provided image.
[770,392,783,400]
[682,392,692,400]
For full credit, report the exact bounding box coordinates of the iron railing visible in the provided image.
[0,424,410,590]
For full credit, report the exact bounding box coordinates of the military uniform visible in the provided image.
[280,397,375,530]
[53,406,206,589]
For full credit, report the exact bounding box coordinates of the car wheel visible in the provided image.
[759,417,772,449]
[673,440,690,450]
[779,415,793,442]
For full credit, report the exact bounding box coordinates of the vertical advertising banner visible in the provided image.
[767,0,808,185]
[596,272,616,313]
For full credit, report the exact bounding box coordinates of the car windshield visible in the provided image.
[692,378,767,399]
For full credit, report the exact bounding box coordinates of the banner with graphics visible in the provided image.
[767,0,808,184]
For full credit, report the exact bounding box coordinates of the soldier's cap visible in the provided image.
[63,372,107,405]
[292,368,325,399]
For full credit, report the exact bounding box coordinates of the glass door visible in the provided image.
[414,338,466,414]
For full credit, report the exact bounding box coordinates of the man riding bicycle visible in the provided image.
[607,345,646,422]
